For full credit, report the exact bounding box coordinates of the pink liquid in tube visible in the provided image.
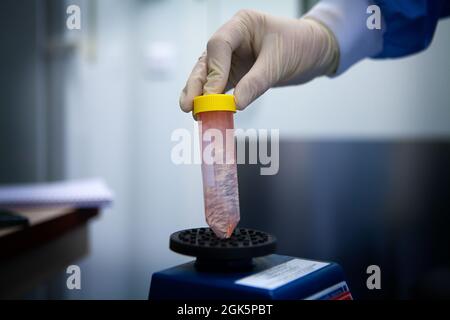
[198,111,240,239]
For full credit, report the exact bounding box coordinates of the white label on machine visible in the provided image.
[235,258,329,290]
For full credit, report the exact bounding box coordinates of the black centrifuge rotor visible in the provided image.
[170,227,277,271]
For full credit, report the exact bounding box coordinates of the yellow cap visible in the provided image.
[193,94,236,116]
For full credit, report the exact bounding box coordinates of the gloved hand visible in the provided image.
[180,9,340,112]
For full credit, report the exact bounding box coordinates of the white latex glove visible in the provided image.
[180,9,340,112]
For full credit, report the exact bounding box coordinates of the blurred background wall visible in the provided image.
[1,0,449,299]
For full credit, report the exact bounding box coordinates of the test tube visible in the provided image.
[194,94,240,239]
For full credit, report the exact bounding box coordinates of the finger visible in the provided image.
[203,15,247,95]
[179,52,207,112]
[233,42,278,110]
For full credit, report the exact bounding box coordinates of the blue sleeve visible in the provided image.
[374,0,450,58]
